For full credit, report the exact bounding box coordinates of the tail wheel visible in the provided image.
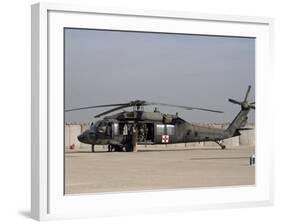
[215,140,226,150]
[91,144,95,152]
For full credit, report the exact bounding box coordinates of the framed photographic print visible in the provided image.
[31,2,274,221]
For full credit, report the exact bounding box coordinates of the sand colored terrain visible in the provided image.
[65,146,255,194]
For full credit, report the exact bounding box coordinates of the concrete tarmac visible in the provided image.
[64,146,255,194]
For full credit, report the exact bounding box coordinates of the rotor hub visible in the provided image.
[241,101,250,109]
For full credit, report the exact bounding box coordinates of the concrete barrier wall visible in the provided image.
[66,124,81,149]
[239,124,255,145]
[64,124,70,148]
[64,123,255,150]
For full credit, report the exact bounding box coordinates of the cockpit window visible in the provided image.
[93,120,107,133]
[93,121,101,129]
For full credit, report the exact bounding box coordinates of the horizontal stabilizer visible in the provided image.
[237,127,253,131]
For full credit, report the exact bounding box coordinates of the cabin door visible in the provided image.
[154,124,175,144]
[137,123,154,143]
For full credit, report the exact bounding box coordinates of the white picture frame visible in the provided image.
[31,2,274,221]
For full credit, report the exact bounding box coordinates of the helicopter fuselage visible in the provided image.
[77,110,236,150]
[72,85,254,151]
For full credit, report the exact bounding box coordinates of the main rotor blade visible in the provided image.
[94,100,151,117]
[65,100,149,112]
[148,102,224,113]
[66,99,224,117]
[65,103,129,112]
[94,105,131,118]
[244,85,251,102]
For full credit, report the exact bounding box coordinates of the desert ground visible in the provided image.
[64,145,255,194]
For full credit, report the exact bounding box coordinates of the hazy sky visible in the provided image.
[64,28,255,124]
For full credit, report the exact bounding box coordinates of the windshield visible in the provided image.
[93,120,107,132]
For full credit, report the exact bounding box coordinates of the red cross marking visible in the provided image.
[162,135,169,143]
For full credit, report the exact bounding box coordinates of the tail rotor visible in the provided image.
[228,85,255,110]
[225,85,255,138]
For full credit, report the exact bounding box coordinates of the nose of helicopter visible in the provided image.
[77,130,95,144]
[77,133,85,143]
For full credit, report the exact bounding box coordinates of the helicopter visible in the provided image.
[65,85,255,152]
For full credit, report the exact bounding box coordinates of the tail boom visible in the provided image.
[224,109,250,138]
[224,85,254,139]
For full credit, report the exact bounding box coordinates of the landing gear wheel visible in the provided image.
[91,144,95,152]
[215,140,226,150]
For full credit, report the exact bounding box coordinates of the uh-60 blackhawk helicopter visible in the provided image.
[65,86,255,152]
